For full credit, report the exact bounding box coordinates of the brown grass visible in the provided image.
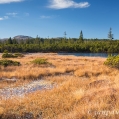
[0,53,119,119]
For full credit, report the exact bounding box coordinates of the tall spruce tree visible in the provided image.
[64,31,67,39]
[108,28,113,40]
[79,30,83,42]
[7,37,13,44]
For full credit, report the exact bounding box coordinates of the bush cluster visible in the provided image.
[104,55,119,68]
[2,53,17,58]
[14,53,24,57]
[0,59,20,67]
[2,52,24,58]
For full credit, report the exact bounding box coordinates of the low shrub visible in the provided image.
[31,58,50,65]
[3,50,9,53]
[2,53,17,58]
[14,53,24,57]
[0,59,20,67]
[104,54,119,68]
[2,53,24,58]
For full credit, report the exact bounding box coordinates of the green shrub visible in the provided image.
[31,58,50,65]
[2,53,17,58]
[3,50,9,53]
[104,54,119,68]
[0,59,20,67]
[2,52,24,58]
[14,53,24,57]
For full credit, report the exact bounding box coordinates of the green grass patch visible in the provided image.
[0,59,20,67]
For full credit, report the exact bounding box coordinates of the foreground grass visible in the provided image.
[0,53,119,119]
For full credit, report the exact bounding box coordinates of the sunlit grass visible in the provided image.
[0,53,119,118]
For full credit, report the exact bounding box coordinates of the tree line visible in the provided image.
[0,38,119,53]
[0,29,118,53]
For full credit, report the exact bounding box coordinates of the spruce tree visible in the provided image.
[7,37,13,44]
[79,30,83,42]
[64,31,67,39]
[108,28,113,40]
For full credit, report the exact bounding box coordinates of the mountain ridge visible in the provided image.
[13,35,33,40]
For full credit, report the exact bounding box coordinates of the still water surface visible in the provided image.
[58,53,118,57]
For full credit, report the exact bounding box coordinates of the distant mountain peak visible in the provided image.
[13,35,33,39]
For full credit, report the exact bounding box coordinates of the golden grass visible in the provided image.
[0,53,119,119]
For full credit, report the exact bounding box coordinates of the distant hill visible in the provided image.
[13,35,33,40]
[0,38,8,40]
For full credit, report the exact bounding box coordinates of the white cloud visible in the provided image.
[0,0,23,4]
[6,12,18,17]
[48,0,90,9]
[0,16,9,20]
[40,15,52,19]
[0,18,4,20]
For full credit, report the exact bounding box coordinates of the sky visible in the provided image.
[0,0,119,39]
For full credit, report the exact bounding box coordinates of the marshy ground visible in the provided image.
[0,53,119,119]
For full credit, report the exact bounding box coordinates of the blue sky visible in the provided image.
[0,0,119,39]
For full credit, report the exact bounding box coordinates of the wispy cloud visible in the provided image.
[6,12,18,17]
[0,16,9,20]
[24,13,30,16]
[0,0,23,4]
[40,15,53,19]
[48,0,90,9]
